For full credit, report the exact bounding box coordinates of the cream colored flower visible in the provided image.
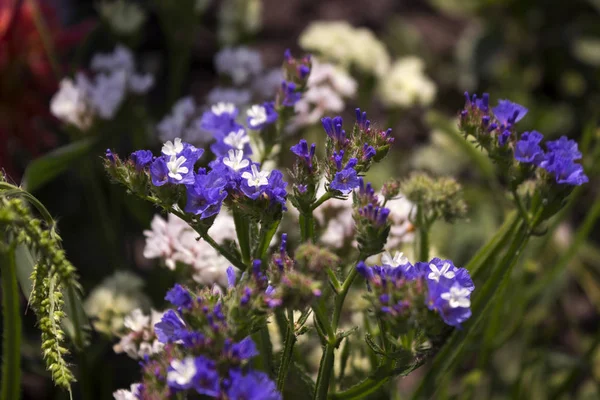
[378,56,436,108]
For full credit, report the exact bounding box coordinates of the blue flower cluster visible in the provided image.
[357,255,474,328]
[137,284,281,399]
[461,92,588,186]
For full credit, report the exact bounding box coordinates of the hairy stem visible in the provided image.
[314,344,335,400]
[233,209,252,266]
[1,243,21,400]
[276,308,296,391]
[416,206,429,262]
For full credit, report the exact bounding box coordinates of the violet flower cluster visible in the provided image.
[460,93,588,186]
[358,254,474,328]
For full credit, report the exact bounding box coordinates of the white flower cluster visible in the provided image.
[50,45,154,130]
[99,0,146,36]
[299,21,391,77]
[217,0,262,45]
[378,56,437,108]
[143,211,237,287]
[113,308,164,359]
[84,271,151,337]
[156,97,213,144]
[113,383,141,400]
[290,58,357,130]
[313,183,414,250]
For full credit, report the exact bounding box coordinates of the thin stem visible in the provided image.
[1,243,21,400]
[253,218,281,261]
[511,189,530,226]
[416,206,429,261]
[276,308,296,391]
[195,227,247,271]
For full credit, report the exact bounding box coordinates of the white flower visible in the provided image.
[50,78,91,129]
[113,383,141,400]
[247,104,267,127]
[167,357,197,386]
[99,0,146,35]
[428,262,456,282]
[223,129,250,149]
[379,56,436,108]
[440,286,471,308]
[166,155,189,181]
[162,138,184,156]
[123,309,149,332]
[381,251,409,267]
[299,21,390,77]
[223,149,250,171]
[211,102,236,116]
[214,47,263,85]
[242,164,269,187]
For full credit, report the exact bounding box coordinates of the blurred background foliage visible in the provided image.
[1,0,599,399]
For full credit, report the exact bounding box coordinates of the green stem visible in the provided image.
[233,209,252,266]
[276,308,296,391]
[314,344,335,400]
[312,192,334,211]
[416,206,429,261]
[511,189,530,226]
[254,218,281,261]
[252,326,274,375]
[299,213,315,242]
[1,243,21,400]
[328,372,390,400]
[195,227,247,271]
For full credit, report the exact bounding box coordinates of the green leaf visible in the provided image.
[21,137,97,192]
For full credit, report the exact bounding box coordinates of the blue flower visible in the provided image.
[226,370,281,400]
[227,266,237,289]
[425,258,474,291]
[541,156,588,186]
[355,108,371,131]
[290,139,316,169]
[247,102,278,130]
[155,310,187,343]
[184,171,228,218]
[150,157,169,186]
[263,170,288,209]
[165,284,193,309]
[514,131,545,165]
[280,81,302,106]
[498,130,511,146]
[358,204,390,227]
[200,102,239,136]
[240,167,288,209]
[427,279,472,328]
[130,150,153,170]
[321,116,347,145]
[224,336,259,361]
[193,357,220,396]
[105,149,116,164]
[330,158,360,195]
[545,136,582,161]
[492,99,528,126]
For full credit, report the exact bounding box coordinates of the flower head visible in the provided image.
[223,149,250,171]
[492,99,528,126]
[247,102,278,130]
[242,165,270,188]
[514,131,545,165]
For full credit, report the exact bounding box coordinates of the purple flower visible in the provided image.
[226,370,282,400]
[263,170,288,209]
[155,310,186,343]
[541,156,588,186]
[330,158,360,195]
[425,258,474,291]
[130,150,153,170]
[225,337,259,361]
[290,139,316,169]
[492,99,528,126]
[464,92,490,113]
[106,149,116,164]
[185,171,228,218]
[200,102,239,136]
[280,81,302,106]
[247,102,278,130]
[427,280,472,328]
[150,157,169,186]
[514,131,545,165]
[192,357,220,396]
[210,127,252,157]
[545,136,582,161]
[498,130,511,146]
[227,266,237,288]
[355,108,371,131]
[165,284,193,309]
[321,116,347,145]
[358,204,390,227]
[362,143,376,161]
